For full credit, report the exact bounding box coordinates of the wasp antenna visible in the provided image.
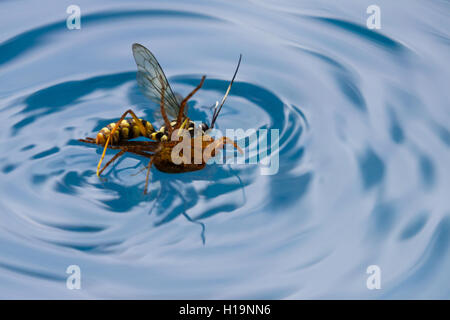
[210,54,242,128]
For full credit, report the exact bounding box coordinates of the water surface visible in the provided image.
[0,0,449,299]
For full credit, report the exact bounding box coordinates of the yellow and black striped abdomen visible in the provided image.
[95,118,154,145]
[150,120,197,142]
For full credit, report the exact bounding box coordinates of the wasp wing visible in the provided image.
[132,43,186,121]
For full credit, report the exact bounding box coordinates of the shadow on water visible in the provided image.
[149,166,252,245]
[60,140,254,245]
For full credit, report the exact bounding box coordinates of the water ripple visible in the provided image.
[0,0,448,299]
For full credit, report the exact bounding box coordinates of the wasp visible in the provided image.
[79,43,243,193]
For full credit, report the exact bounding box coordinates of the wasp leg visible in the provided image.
[144,157,154,195]
[124,149,154,159]
[131,165,148,177]
[79,138,96,144]
[123,148,155,194]
[116,141,160,154]
[175,76,206,130]
[97,109,148,177]
[203,136,243,163]
[125,148,155,177]
[101,147,155,186]
[98,150,125,176]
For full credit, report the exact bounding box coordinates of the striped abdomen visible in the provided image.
[95,118,154,145]
[150,120,197,142]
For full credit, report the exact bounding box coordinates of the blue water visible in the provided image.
[1,0,449,299]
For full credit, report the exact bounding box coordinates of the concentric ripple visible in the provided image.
[0,0,449,299]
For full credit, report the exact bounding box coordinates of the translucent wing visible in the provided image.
[132,43,186,120]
